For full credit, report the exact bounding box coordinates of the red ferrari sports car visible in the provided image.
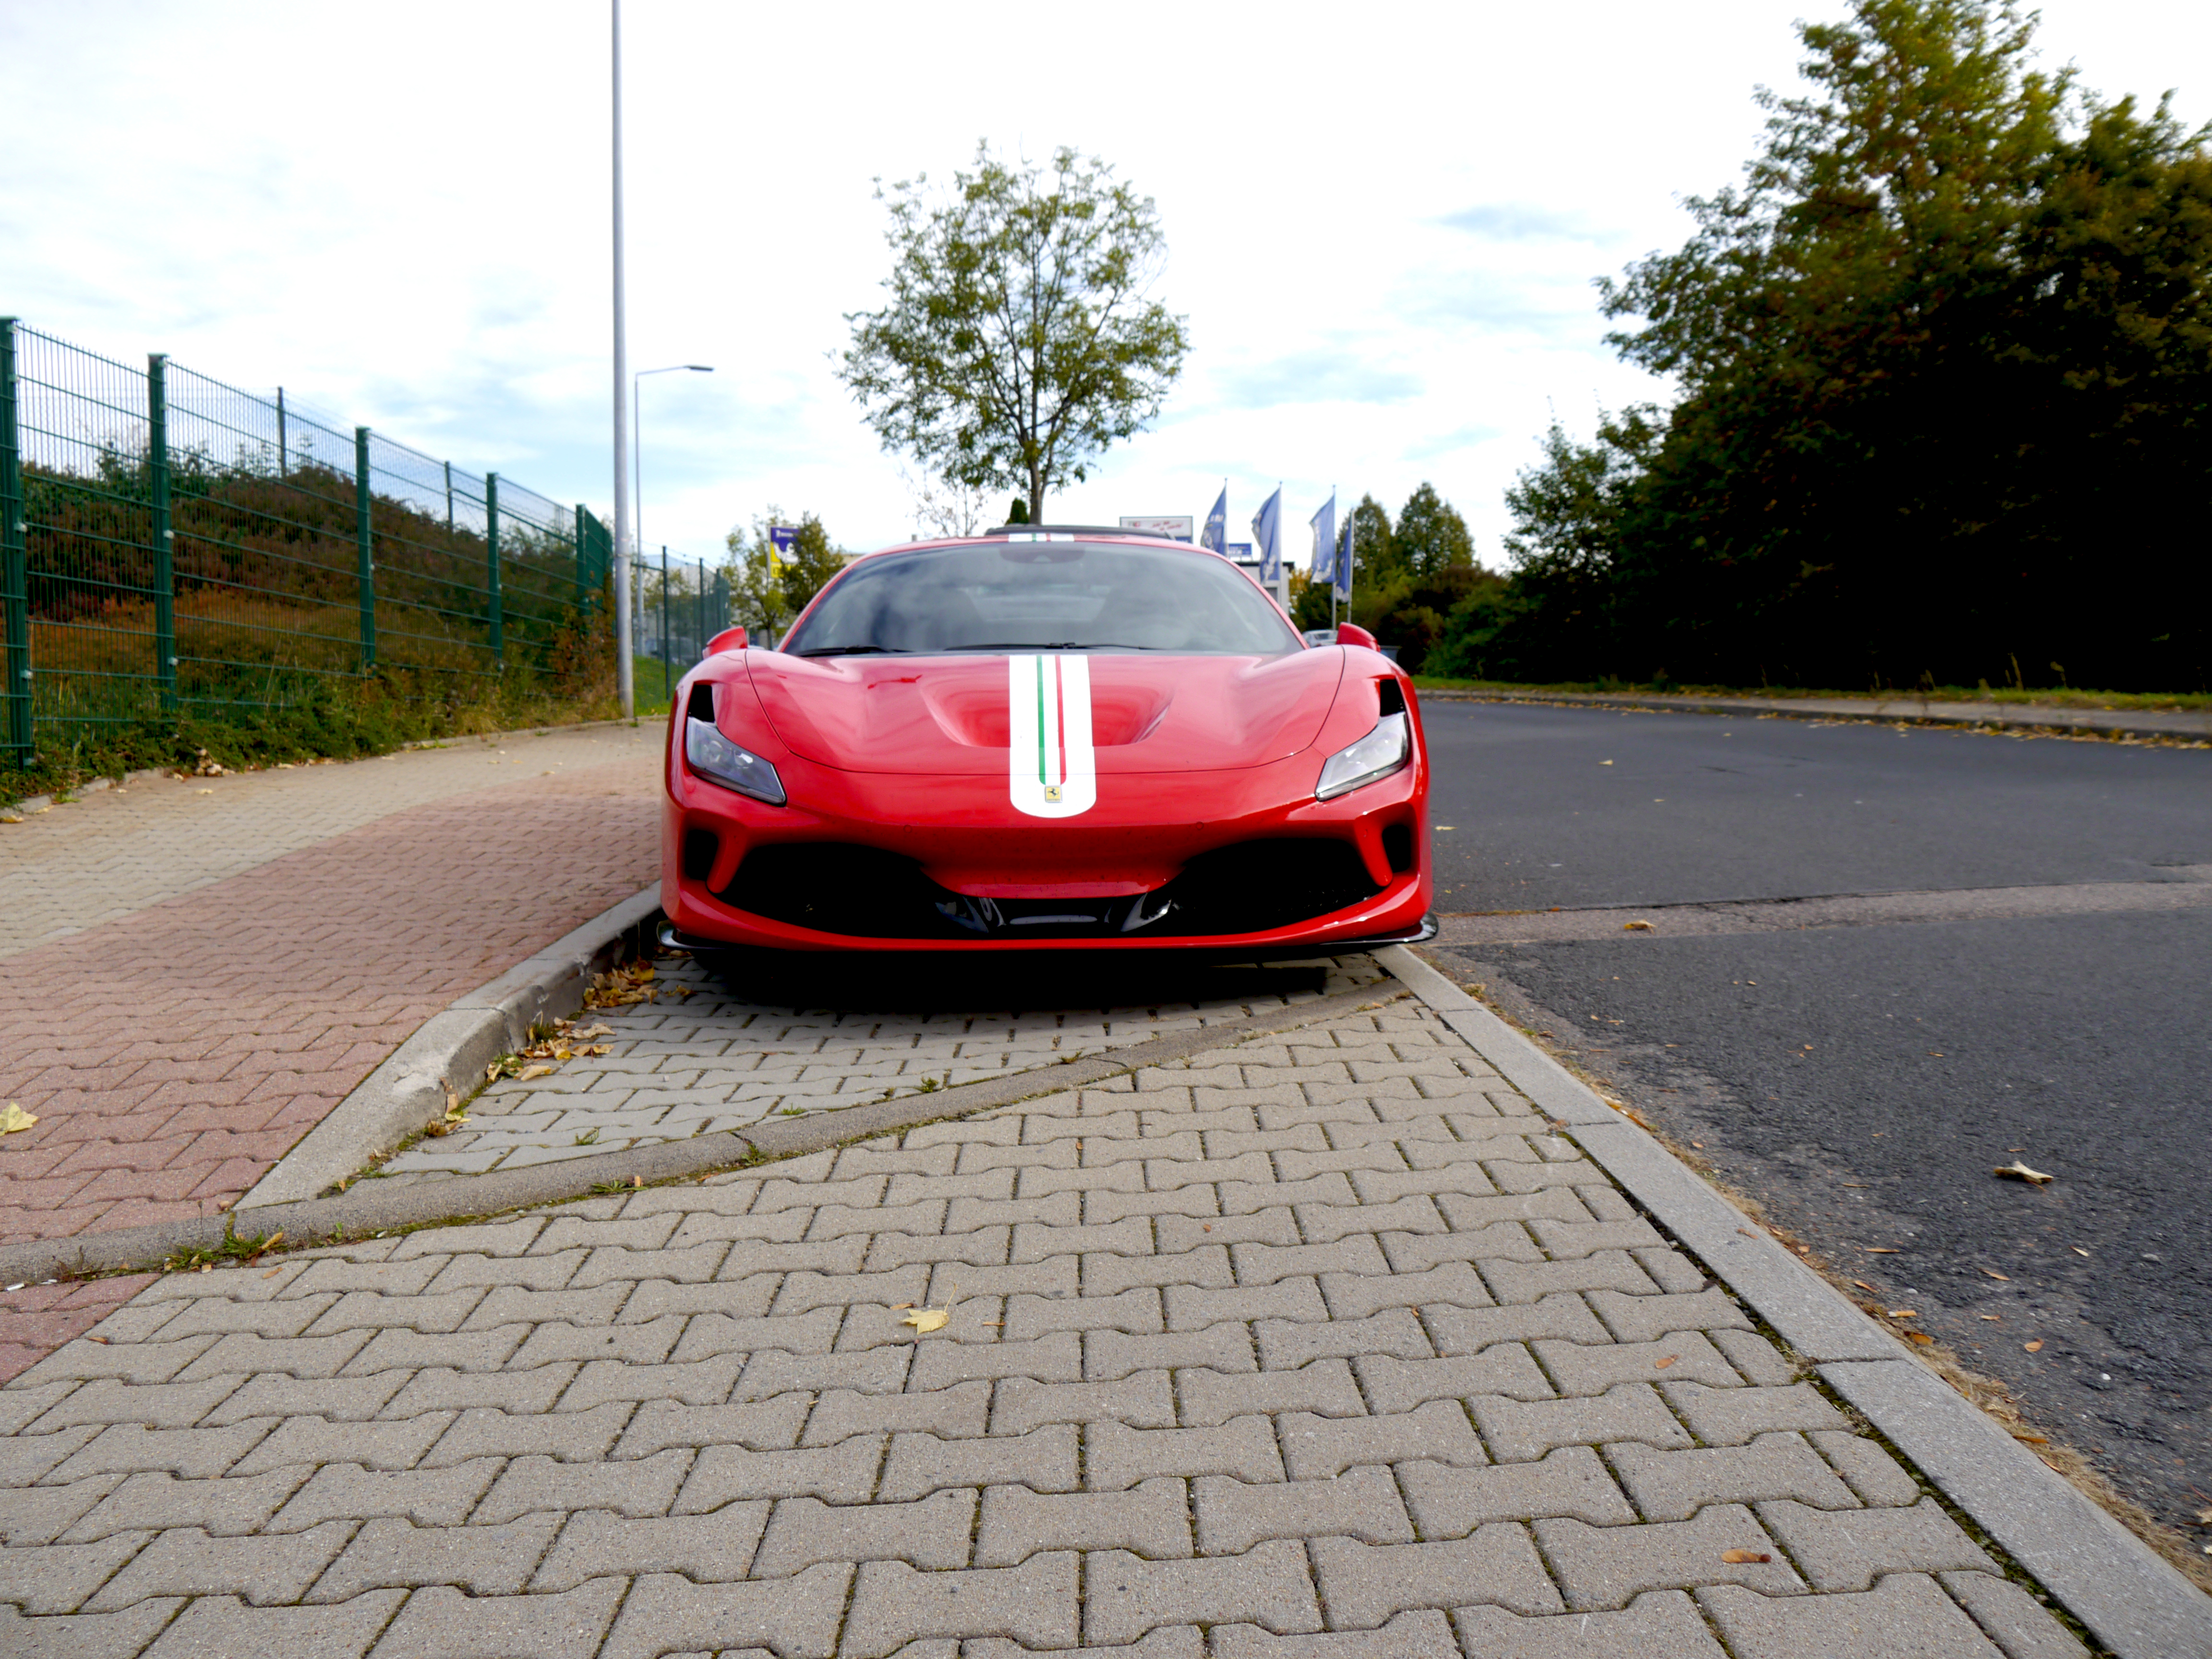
[659,527,1433,955]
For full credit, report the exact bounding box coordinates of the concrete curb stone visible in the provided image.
[1373,943,2212,1659]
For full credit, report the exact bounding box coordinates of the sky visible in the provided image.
[5,0,2208,572]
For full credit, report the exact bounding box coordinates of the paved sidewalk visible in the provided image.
[0,728,661,1368]
[0,992,2084,1657]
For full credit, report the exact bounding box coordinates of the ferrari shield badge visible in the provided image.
[1009,653,1097,818]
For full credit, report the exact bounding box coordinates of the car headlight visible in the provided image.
[685,717,786,805]
[1315,711,1411,801]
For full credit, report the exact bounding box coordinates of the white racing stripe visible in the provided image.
[1008,653,1097,818]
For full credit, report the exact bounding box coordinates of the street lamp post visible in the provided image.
[612,0,632,717]
[634,364,713,699]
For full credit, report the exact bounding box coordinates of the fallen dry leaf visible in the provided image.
[1654,1355,1677,1370]
[516,1064,556,1082]
[579,1045,611,1058]
[85,1335,109,1345]
[263,1267,283,1278]
[2014,1433,2051,1445]
[901,1308,950,1335]
[1906,1332,1936,1345]
[571,1023,613,1039]
[1853,1280,1875,1291]
[1887,1310,1918,1319]
[1622,920,1654,932]
[1865,1247,1900,1254]
[1980,1314,2001,1322]
[1720,1549,1772,1564]
[2070,1246,2090,1257]
[1979,1267,2010,1280]
[1995,1160,2054,1184]
[0,1102,36,1135]
[2024,1340,2044,1352]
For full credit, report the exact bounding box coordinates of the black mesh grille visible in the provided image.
[717,838,1383,940]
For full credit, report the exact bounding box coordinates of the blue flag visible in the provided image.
[1201,485,1227,554]
[1251,487,1282,585]
[1309,493,1336,591]
[1334,505,1354,599]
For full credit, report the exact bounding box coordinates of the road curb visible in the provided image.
[1374,944,2212,1659]
[1415,685,2212,743]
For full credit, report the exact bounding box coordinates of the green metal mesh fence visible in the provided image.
[0,318,626,764]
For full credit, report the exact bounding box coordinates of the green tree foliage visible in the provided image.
[725,510,846,637]
[1343,494,1395,579]
[1390,482,1477,577]
[841,144,1191,524]
[1443,0,2212,690]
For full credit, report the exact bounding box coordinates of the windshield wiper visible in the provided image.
[798,645,908,657]
[943,641,1160,651]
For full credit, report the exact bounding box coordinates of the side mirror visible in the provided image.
[703,626,749,658]
[1335,623,1379,650]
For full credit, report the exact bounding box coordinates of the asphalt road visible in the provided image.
[1418,697,2212,1546]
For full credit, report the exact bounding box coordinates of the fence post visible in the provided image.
[355,426,375,671]
[659,545,669,689]
[573,505,590,615]
[276,386,287,478]
[147,354,176,711]
[486,472,503,666]
[694,557,704,662]
[0,319,30,761]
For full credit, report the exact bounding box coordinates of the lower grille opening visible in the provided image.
[1382,822,1415,875]
[719,838,1384,940]
[681,828,720,882]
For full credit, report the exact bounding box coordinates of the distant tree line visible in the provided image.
[1451,0,2212,692]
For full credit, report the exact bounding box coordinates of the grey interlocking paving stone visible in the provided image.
[1661,1381,1846,1446]
[366,1576,626,1659]
[1085,1539,1322,1645]
[13,1334,217,1388]
[1089,1184,1222,1224]
[1294,1196,1448,1242]
[2,1477,123,1547]
[1087,1244,1233,1295]
[1310,1527,1563,1624]
[774,1266,934,1315]
[1274,1142,1407,1182]
[805,1382,989,1445]
[1586,1287,1755,1345]
[812,1199,951,1239]
[649,1304,839,1355]
[1317,1262,1491,1320]
[65,1467,310,1542]
[1633,1246,1709,1294]
[27,1376,240,1432]
[720,1237,871,1276]
[424,1248,589,1292]
[1527,1216,1665,1259]
[1389,1188,1585,1239]
[335,1325,523,1376]
[993,1370,1176,1434]
[1223,1174,1358,1212]
[304,1288,487,1337]
[234,1412,453,1475]
[755,1173,884,1213]
[1481,1250,1661,1305]
[836,1142,959,1178]
[1087,1415,1283,1491]
[1712,1328,1800,1387]
[1537,1503,1803,1610]
[924,1257,1075,1303]
[1487,1161,1600,1195]
[1535,1332,1739,1396]
[458,1282,633,1330]
[531,1505,768,1593]
[1810,1430,1923,1507]
[1213,1608,1459,1659]
[1147,1151,1272,1190]
[1206,1124,1326,1157]
[421,1401,631,1465]
[1231,1237,1388,1285]
[974,1623,1197,1659]
[1160,1209,1299,1251]
[176,1329,372,1381]
[879,1425,1077,1501]
[1197,1467,1414,1553]
[268,1458,501,1532]
[737,1346,911,1399]
[1383,1223,1548,1273]
[1021,1160,1145,1198]
[1758,1496,1996,1591]
[153,1293,338,1342]
[668,1208,811,1249]
[1087,1324,1254,1381]
[753,1487,976,1575]
[1452,1589,1728,1658]
[1181,1359,1366,1425]
[0,1380,81,1436]
[83,1519,349,1610]
[1349,1166,1500,1206]
[1698,1573,2007,1658]
[1001,1286,1163,1341]
[908,1332,1082,1390]
[312,1513,564,1599]
[476,1446,693,1522]
[617,1394,812,1457]
[1279,1401,1484,1480]
[1259,1308,1431,1368]
[845,1552,1078,1658]
[956,1139,1078,1175]
[140,1589,405,1659]
[514,1315,681,1369]
[394,1217,543,1257]
[382,1362,577,1418]
[0,1422,101,1484]
[0,1529,152,1614]
[1472,1383,1692,1461]
[1354,1346,1554,1414]
[0,1599,180,1659]
[1400,1445,1636,1531]
[865,1226,1010,1269]
[677,1434,886,1509]
[887,1167,1015,1204]
[1938,1570,2092,1659]
[287,1257,446,1298]
[557,1351,744,1412]
[1011,1217,1153,1262]
[1609,1432,1858,1522]
[1164,1279,1326,1330]
[975,1477,1190,1564]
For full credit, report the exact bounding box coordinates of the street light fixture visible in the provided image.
[634,365,713,697]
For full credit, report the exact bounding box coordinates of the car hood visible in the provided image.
[745,649,1346,776]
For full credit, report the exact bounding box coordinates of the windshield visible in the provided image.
[783,540,1301,657]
